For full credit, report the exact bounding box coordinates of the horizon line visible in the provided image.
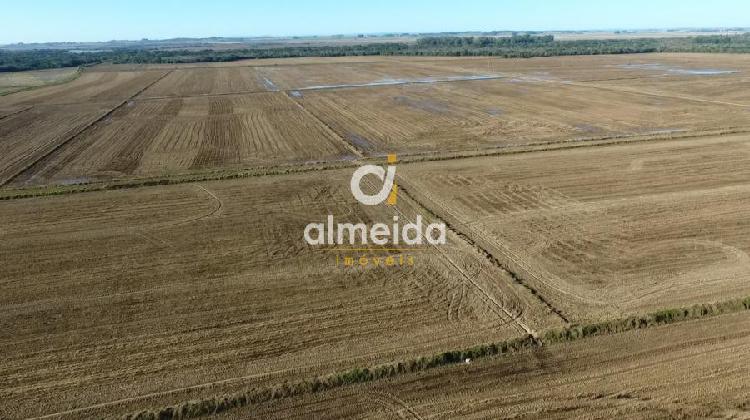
[2,26,748,47]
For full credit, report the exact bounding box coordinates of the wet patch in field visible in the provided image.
[618,63,738,76]
[393,95,453,114]
[300,74,506,91]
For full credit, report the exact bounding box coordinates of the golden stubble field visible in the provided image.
[1,53,750,418]
[3,53,750,188]
[0,170,561,418]
[400,134,750,321]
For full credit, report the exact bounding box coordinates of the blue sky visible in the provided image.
[2,0,748,44]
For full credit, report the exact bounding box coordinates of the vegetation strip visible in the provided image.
[0,161,358,201]
[122,297,750,420]
[3,127,745,202]
[6,33,750,72]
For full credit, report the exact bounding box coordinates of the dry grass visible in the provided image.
[5,54,750,186]
[0,67,80,96]
[0,103,110,185]
[297,76,750,156]
[0,70,167,107]
[0,170,559,419]
[2,53,750,419]
[140,67,269,98]
[400,133,750,321]
[8,93,355,186]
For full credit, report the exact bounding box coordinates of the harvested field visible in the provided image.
[0,103,111,185]
[141,67,269,98]
[8,92,355,186]
[592,72,750,105]
[0,70,167,107]
[0,169,559,419]
[417,52,750,82]
[231,311,750,419]
[2,52,750,419]
[400,134,750,321]
[0,67,80,96]
[254,61,481,91]
[297,75,750,155]
[4,54,750,186]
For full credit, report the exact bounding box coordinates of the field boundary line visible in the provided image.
[113,297,750,420]
[396,176,571,324]
[368,175,534,337]
[138,89,272,101]
[0,70,175,187]
[402,176,604,308]
[282,92,365,158]
[3,127,750,200]
[390,181,536,337]
[0,105,33,121]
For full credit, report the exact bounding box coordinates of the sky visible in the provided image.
[2,0,748,44]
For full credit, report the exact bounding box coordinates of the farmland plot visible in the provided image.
[0,103,111,185]
[0,70,167,107]
[0,67,80,96]
[141,67,269,97]
[420,52,750,82]
[592,72,750,106]
[297,76,750,156]
[400,134,750,321]
[10,92,354,186]
[0,169,558,418]
[255,60,482,91]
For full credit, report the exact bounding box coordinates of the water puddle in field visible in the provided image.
[618,63,738,75]
[486,107,504,116]
[262,77,279,91]
[631,127,688,136]
[299,74,505,91]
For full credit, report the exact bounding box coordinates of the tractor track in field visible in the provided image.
[395,176,571,326]
[282,91,365,159]
[366,391,425,420]
[360,174,536,337]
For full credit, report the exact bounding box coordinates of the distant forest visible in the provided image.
[2,34,750,72]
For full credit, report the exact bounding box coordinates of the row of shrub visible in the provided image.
[545,297,750,343]
[123,296,750,419]
[122,336,539,420]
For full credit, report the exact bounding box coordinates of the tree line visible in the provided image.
[3,33,750,72]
